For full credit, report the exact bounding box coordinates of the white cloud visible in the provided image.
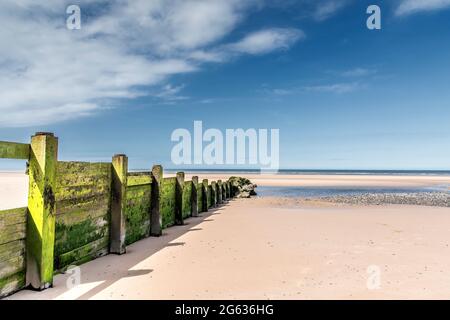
[304,82,360,94]
[152,84,189,102]
[228,28,305,55]
[0,0,302,127]
[341,68,377,77]
[396,0,450,15]
[313,0,349,21]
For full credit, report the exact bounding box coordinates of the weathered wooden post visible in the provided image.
[225,182,228,200]
[151,165,163,236]
[222,181,227,202]
[217,180,223,204]
[197,180,203,214]
[225,181,230,199]
[211,181,217,208]
[175,172,185,225]
[203,179,209,210]
[26,132,58,290]
[191,176,199,217]
[110,154,128,255]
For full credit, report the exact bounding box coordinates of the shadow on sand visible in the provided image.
[13,201,234,300]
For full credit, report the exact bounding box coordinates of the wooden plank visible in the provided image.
[128,171,151,176]
[57,161,111,175]
[0,255,25,279]
[126,184,151,199]
[56,194,109,216]
[0,141,30,160]
[55,221,109,257]
[56,201,110,225]
[56,173,111,189]
[57,247,109,272]
[127,174,152,187]
[0,207,27,227]
[57,236,109,269]
[0,224,26,245]
[55,183,111,201]
[0,240,25,263]
[0,271,26,298]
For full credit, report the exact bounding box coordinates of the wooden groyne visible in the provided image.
[0,133,236,298]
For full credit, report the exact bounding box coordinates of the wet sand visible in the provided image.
[182,173,450,188]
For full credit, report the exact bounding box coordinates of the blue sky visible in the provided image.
[1,0,450,170]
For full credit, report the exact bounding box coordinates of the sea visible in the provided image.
[164,169,450,198]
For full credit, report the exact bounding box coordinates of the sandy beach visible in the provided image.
[182,173,450,188]
[0,172,28,211]
[2,172,450,299]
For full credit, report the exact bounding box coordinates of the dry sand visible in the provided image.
[3,172,450,299]
[0,172,28,210]
[7,199,450,300]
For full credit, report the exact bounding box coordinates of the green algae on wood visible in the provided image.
[57,236,109,270]
[26,132,58,290]
[210,181,217,208]
[203,179,211,210]
[217,180,223,205]
[182,180,192,219]
[125,183,151,245]
[175,172,185,225]
[160,177,176,229]
[0,141,30,160]
[0,270,25,298]
[0,207,27,297]
[54,160,112,270]
[110,155,127,255]
[191,176,199,217]
[127,172,152,187]
[197,182,204,214]
[150,165,163,236]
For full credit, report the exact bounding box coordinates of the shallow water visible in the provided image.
[256,185,450,198]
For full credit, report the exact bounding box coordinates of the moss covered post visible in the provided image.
[175,172,185,225]
[225,181,230,199]
[217,180,223,205]
[191,176,199,217]
[211,181,217,208]
[221,181,227,202]
[151,165,163,236]
[202,179,209,211]
[26,132,58,290]
[110,154,128,255]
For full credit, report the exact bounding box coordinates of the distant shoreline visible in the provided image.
[164,169,450,176]
[2,169,450,176]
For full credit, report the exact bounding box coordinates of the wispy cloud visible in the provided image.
[304,82,360,94]
[227,28,305,55]
[0,0,303,127]
[396,0,450,16]
[341,68,377,77]
[271,88,296,96]
[313,0,349,21]
[152,84,189,102]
